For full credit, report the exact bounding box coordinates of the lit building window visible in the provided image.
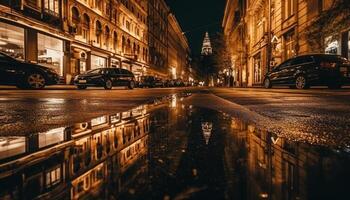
[122,36,126,53]
[27,0,41,8]
[284,0,296,19]
[348,32,350,59]
[95,20,102,45]
[82,14,90,43]
[0,22,25,60]
[284,31,296,59]
[325,36,341,55]
[91,55,106,70]
[254,53,262,84]
[105,26,110,49]
[44,0,60,16]
[126,21,131,31]
[113,32,118,51]
[38,33,64,75]
[71,7,80,25]
[46,166,61,188]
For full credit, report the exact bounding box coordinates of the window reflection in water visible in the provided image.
[0,96,349,200]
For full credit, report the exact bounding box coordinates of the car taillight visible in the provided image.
[320,62,337,68]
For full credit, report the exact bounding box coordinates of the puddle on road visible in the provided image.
[0,94,349,200]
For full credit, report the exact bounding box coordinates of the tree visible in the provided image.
[211,32,232,73]
[305,0,350,51]
[211,32,233,86]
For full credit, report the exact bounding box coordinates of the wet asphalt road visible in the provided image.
[1,87,350,147]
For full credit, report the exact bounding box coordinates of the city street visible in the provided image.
[1,0,350,198]
[1,87,350,148]
[0,87,199,135]
[1,87,350,199]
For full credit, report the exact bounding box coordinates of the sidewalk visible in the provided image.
[0,85,77,90]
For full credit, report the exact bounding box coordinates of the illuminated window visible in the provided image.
[44,0,59,16]
[46,166,61,188]
[113,32,118,51]
[95,20,102,44]
[0,22,25,60]
[27,0,41,8]
[253,53,262,84]
[105,26,110,49]
[38,33,64,75]
[325,36,340,55]
[284,0,296,19]
[126,21,130,31]
[284,31,296,59]
[91,116,107,126]
[71,7,80,24]
[82,14,90,42]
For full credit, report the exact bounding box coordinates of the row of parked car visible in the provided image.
[0,52,192,90]
[1,52,350,89]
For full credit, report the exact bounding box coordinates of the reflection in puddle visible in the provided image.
[0,95,349,200]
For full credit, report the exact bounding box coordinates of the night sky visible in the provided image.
[166,0,226,56]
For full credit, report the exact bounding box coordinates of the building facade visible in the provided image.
[168,13,191,80]
[223,0,350,87]
[0,0,190,84]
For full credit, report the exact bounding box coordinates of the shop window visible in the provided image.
[44,0,60,16]
[0,22,25,60]
[284,31,296,59]
[91,55,106,69]
[254,53,262,84]
[325,36,340,55]
[38,33,64,75]
[45,166,61,188]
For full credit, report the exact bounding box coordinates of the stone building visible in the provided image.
[0,0,191,83]
[168,13,191,80]
[222,0,350,87]
[147,0,169,77]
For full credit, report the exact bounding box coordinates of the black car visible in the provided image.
[264,54,350,89]
[74,68,136,90]
[138,76,164,88]
[0,52,60,89]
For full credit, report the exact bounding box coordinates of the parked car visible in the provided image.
[174,78,185,87]
[263,54,350,89]
[0,52,60,89]
[138,76,164,88]
[74,68,136,90]
[164,79,175,87]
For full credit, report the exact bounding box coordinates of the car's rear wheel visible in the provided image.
[26,73,46,89]
[104,79,113,90]
[295,75,309,89]
[128,81,135,89]
[264,78,272,89]
[77,85,87,90]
